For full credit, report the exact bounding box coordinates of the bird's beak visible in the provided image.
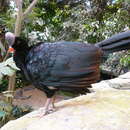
[8,46,15,54]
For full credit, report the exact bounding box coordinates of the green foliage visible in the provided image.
[0,0,130,44]
[120,51,130,67]
[0,57,29,95]
[20,0,130,45]
[15,72,30,89]
[0,0,9,12]
[58,2,130,43]
[0,1,15,32]
[0,57,21,95]
[1,0,130,44]
[0,78,8,92]
[0,100,14,127]
[0,72,29,93]
[12,105,32,118]
[0,100,32,127]
[0,57,20,81]
[101,51,130,76]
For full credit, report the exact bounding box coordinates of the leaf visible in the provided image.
[1,66,15,76]
[0,62,6,68]
[0,111,6,118]
[10,63,20,70]
[4,57,20,70]
[0,58,20,81]
[4,57,13,65]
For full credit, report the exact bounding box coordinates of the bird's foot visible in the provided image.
[32,97,56,118]
[34,107,56,118]
[44,108,56,115]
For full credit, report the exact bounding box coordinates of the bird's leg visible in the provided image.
[51,95,56,109]
[36,98,52,117]
[44,95,57,114]
[44,98,53,115]
[38,96,56,117]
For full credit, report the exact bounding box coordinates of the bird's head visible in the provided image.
[5,32,29,54]
[5,32,15,54]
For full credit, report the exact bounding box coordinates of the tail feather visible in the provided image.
[95,31,130,53]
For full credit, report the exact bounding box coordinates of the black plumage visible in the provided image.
[5,31,130,115]
[13,40,102,97]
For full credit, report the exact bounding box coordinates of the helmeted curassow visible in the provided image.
[5,31,130,116]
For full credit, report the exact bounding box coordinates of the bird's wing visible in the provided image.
[26,42,101,88]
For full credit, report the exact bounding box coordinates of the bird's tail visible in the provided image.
[95,31,130,54]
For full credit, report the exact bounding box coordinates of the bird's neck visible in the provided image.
[13,49,32,82]
[15,49,30,63]
[12,37,31,64]
[12,37,33,82]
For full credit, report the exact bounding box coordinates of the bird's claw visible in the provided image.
[44,107,56,115]
[34,108,56,118]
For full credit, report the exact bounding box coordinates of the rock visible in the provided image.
[91,72,130,90]
[119,72,130,79]
[1,72,130,130]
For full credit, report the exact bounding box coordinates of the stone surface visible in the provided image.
[1,72,130,130]
[92,71,130,90]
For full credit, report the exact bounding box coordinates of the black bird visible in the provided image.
[5,31,130,116]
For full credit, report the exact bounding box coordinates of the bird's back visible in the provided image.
[26,41,102,91]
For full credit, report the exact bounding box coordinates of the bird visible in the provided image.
[5,31,130,116]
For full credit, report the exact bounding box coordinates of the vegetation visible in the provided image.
[23,0,130,43]
[120,50,130,67]
[101,51,130,76]
[0,100,32,127]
